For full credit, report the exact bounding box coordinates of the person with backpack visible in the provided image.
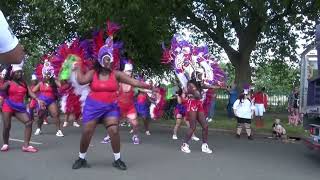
[233,90,255,140]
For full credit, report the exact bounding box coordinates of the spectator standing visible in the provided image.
[226,82,238,119]
[233,91,255,139]
[252,87,268,128]
[288,87,301,126]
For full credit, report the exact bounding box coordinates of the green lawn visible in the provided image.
[158,110,307,137]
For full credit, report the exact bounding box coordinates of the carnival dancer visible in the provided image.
[29,74,49,124]
[0,65,42,152]
[149,86,166,120]
[161,34,226,154]
[172,88,199,141]
[0,69,8,110]
[72,21,154,170]
[135,78,152,135]
[179,80,213,153]
[28,74,38,122]
[101,60,141,144]
[59,80,81,128]
[33,59,64,137]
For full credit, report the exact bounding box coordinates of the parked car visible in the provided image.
[305,124,320,151]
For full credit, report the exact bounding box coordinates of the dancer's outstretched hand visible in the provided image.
[37,99,46,110]
[151,87,160,93]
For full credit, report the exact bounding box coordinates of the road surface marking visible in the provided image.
[9,138,42,145]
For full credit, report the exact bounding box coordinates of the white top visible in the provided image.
[0,10,19,53]
[11,64,22,72]
[233,99,255,119]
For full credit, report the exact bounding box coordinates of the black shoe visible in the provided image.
[72,158,91,169]
[236,134,240,139]
[248,135,253,140]
[112,159,127,170]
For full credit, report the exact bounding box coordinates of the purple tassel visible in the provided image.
[243,83,250,90]
[80,39,94,60]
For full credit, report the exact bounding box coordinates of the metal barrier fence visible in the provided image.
[215,93,289,112]
[161,93,289,120]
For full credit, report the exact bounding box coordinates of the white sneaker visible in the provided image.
[73,122,80,127]
[63,122,68,127]
[34,128,42,136]
[172,134,178,140]
[56,130,64,137]
[181,143,191,153]
[201,143,213,154]
[132,135,140,145]
[145,131,151,136]
[100,136,111,144]
[192,135,200,141]
[129,129,134,134]
[207,118,213,123]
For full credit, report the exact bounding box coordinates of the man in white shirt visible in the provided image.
[0,10,25,64]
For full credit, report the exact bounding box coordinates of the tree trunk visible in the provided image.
[229,53,252,91]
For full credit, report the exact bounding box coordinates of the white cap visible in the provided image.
[31,74,37,80]
[11,64,22,72]
[124,63,133,72]
[1,69,7,78]
[243,89,249,95]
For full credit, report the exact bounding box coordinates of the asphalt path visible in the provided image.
[0,119,320,180]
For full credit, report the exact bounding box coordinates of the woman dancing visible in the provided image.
[161,34,226,154]
[33,60,64,137]
[59,80,81,128]
[72,36,153,170]
[180,80,213,154]
[0,65,42,152]
[172,88,199,141]
[101,61,141,144]
[135,84,152,135]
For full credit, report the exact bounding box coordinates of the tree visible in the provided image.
[253,61,299,94]
[170,0,320,88]
[76,0,173,75]
[1,0,77,50]
[1,0,173,76]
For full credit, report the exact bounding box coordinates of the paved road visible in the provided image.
[0,120,319,180]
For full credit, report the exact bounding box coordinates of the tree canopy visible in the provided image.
[1,0,319,89]
[171,0,320,87]
[1,0,173,76]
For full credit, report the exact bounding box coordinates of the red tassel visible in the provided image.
[106,19,121,37]
[93,30,104,56]
[35,64,44,81]
[66,91,81,118]
[112,48,120,70]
